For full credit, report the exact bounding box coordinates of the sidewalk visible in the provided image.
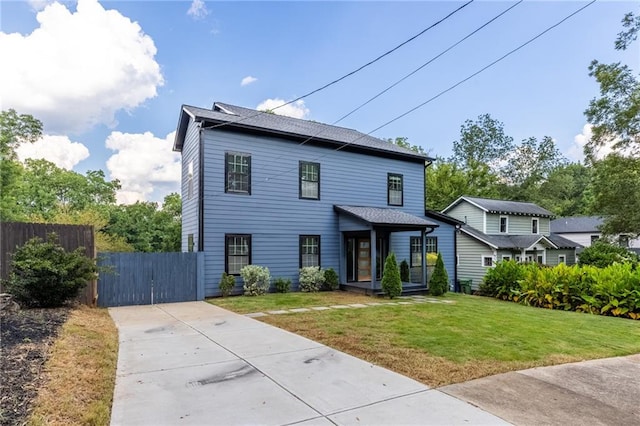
[109,301,507,425]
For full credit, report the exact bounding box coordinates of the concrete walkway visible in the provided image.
[109,301,506,425]
[441,354,640,425]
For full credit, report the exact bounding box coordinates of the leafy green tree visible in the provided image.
[388,136,426,155]
[502,136,567,188]
[535,163,593,216]
[590,154,640,237]
[7,233,98,308]
[0,110,42,221]
[585,12,640,158]
[578,240,639,268]
[426,158,499,211]
[451,113,514,172]
[381,252,402,299]
[428,252,448,296]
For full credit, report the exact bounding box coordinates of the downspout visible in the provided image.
[198,124,205,252]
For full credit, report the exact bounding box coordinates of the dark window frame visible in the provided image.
[225,234,252,275]
[499,216,508,233]
[299,161,320,200]
[299,235,321,268]
[410,236,422,267]
[225,152,251,195]
[532,218,539,234]
[387,173,403,206]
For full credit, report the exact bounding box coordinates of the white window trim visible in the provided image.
[558,255,566,264]
[532,218,539,234]
[499,215,509,234]
[502,255,511,261]
[482,255,494,267]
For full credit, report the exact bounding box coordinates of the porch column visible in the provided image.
[338,232,345,285]
[421,228,427,287]
[370,229,376,290]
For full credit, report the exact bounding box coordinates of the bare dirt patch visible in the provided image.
[1,308,68,426]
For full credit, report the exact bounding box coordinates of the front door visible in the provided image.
[357,239,371,281]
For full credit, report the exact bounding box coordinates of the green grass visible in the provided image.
[211,292,640,386]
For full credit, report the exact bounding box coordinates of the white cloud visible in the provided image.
[105,131,180,204]
[27,0,53,11]
[241,76,257,86]
[568,124,613,161]
[187,0,209,20]
[16,134,90,170]
[256,99,310,119]
[0,0,163,134]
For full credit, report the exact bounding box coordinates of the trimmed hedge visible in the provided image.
[480,260,640,320]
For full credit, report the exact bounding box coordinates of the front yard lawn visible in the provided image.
[209,292,640,387]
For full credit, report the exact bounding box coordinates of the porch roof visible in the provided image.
[334,205,438,230]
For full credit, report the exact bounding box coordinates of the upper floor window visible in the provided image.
[410,236,422,267]
[225,152,251,194]
[225,234,251,275]
[299,162,320,200]
[300,235,320,267]
[388,173,403,206]
[499,216,508,233]
[532,218,539,234]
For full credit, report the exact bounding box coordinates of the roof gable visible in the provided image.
[443,196,554,218]
[173,103,432,163]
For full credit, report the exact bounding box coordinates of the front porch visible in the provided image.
[340,280,429,296]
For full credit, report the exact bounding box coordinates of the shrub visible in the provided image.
[480,260,528,299]
[240,265,270,296]
[426,253,438,266]
[400,260,410,282]
[578,241,639,268]
[7,233,97,308]
[429,253,448,296]
[322,268,339,291]
[274,278,291,293]
[299,266,325,292]
[381,252,402,299]
[218,272,235,297]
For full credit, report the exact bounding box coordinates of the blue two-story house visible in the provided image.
[173,102,438,296]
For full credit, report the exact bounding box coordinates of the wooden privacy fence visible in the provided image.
[97,252,205,307]
[0,222,96,304]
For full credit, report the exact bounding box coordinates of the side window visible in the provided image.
[482,256,493,267]
[532,218,539,234]
[499,216,508,233]
[187,161,194,200]
[410,236,422,267]
[558,255,566,264]
[299,162,320,200]
[226,234,251,275]
[300,235,320,267]
[387,173,403,206]
[225,153,251,194]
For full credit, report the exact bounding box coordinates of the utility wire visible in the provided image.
[239,0,596,190]
[203,0,474,132]
[252,1,521,174]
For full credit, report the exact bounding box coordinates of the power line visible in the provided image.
[242,0,596,189]
[203,0,474,133]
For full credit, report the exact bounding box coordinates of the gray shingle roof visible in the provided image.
[460,225,580,249]
[550,216,603,233]
[175,103,431,162]
[334,205,438,228]
[451,196,554,217]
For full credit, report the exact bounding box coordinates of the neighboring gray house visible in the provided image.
[551,216,640,249]
[173,102,439,296]
[442,196,580,291]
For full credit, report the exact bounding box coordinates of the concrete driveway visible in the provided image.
[441,354,640,425]
[109,301,506,425]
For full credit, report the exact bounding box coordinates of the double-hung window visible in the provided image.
[388,173,403,206]
[532,218,539,234]
[300,235,320,267]
[499,216,508,233]
[410,237,422,267]
[226,234,251,275]
[299,162,320,200]
[426,237,438,254]
[225,152,251,194]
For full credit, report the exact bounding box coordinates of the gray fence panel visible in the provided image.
[97,252,203,307]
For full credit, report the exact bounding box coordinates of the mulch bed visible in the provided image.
[0,307,69,426]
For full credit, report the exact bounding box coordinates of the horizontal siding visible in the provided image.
[457,233,494,290]
[200,129,426,296]
[338,214,371,232]
[486,214,551,236]
[181,119,200,252]
[546,249,576,266]
[447,202,484,231]
[555,232,596,247]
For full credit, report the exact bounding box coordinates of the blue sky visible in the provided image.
[1,0,637,203]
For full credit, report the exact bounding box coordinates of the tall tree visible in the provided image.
[585,12,640,158]
[451,113,514,172]
[534,163,593,216]
[387,136,426,155]
[0,110,42,221]
[502,136,567,188]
